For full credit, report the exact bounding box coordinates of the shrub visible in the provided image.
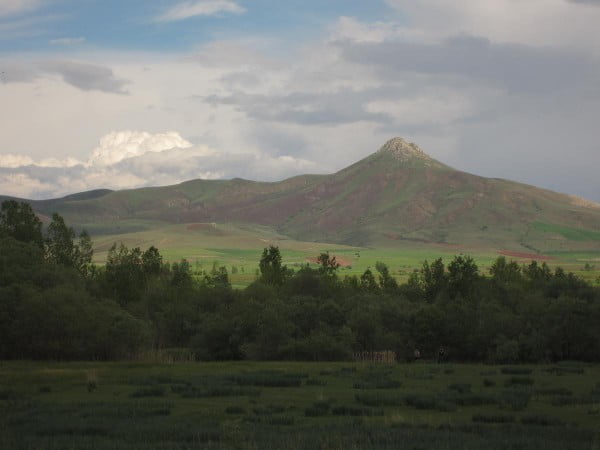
[448,383,471,393]
[504,377,534,387]
[483,378,496,387]
[500,389,532,411]
[472,413,515,423]
[130,386,165,398]
[331,406,383,416]
[353,379,402,389]
[536,388,573,396]
[501,367,533,375]
[546,367,584,375]
[304,400,331,417]
[355,392,404,407]
[521,414,565,426]
[265,415,294,426]
[225,406,246,414]
[306,378,327,386]
[253,405,285,416]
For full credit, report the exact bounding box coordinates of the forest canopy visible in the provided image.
[1,200,599,363]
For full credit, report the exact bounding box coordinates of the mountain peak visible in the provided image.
[378,137,433,163]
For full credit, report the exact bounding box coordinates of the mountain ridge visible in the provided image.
[2,137,599,251]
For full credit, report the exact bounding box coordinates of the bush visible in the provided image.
[130,386,165,398]
[495,339,520,364]
[483,378,496,387]
[500,389,532,411]
[501,367,533,375]
[546,367,584,375]
[521,414,565,426]
[225,406,246,414]
[504,377,534,387]
[472,413,515,423]
[331,405,383,416]
[536,388,573,396]
[355,392,404,407]
[448,383,471,393]
[304,400,331,417]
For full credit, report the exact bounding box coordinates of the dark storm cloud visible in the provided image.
[567,0,600,5]
[40,60,129,94]
[202,89,392,126]
[338,35,595,93]
[0,59,129,94]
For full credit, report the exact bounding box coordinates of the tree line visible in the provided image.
[1,200,599,362]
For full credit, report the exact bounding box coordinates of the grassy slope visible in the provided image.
[21,139,599,253]
[89,222,600,287]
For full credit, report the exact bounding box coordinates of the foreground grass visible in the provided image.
[1,361,598,449]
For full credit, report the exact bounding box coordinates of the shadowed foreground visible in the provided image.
[1,361,598,449]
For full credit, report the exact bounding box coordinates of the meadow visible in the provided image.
[1,360,599,449]
[89,222,600,287]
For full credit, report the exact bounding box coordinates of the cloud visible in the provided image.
[383,0,600,48]
[49,37,86,45]
[40,60,130,94]
[337,35,594,94]
[1,59,129,94]
[0,0,41,17]
[567,0,600,6]
[88,130,194,166]
[0,130,317,199]
[156,0,245,22]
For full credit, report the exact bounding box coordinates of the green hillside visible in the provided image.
[4,137,600,255]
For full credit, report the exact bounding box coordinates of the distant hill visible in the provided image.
[5,138,600,252]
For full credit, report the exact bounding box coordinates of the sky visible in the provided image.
[0,0,599,202]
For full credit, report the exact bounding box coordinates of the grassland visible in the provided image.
[1,361,599,449]
[89,222,600,287]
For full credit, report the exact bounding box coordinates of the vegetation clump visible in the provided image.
[1,199,600,365]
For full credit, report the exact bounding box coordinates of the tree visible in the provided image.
[142,246,162,275]
[104,244,145,305]
[375,261,398,292]
[447,254,479,298]
[259,246,288,286]
[317,252,340,278]
[77,230,94,276]
[420,258,446,303]
[0,200,43,248]
[360,268,379,292]
[490,256,521,285]
[46,213,77,267]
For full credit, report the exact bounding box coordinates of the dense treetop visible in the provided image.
[1,200,599,362]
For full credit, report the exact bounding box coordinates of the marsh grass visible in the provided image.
[1,361,599,450]
[472,413,515,423]
[501,367,533,375]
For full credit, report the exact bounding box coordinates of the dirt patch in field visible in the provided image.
[306,255,353,267]
[498,250,555,261]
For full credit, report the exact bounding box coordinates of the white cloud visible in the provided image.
[88,130,193,166]
[0,154,35,168]
[0,0,41,17]
[0,173,54,198]
[156,0,245,22]
[49,37,86,45]
[0,130,318,199]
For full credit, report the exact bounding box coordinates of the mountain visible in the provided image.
[4,138,600,252]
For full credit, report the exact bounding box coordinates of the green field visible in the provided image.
[1,361,599,449]
[89,223,600,287]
